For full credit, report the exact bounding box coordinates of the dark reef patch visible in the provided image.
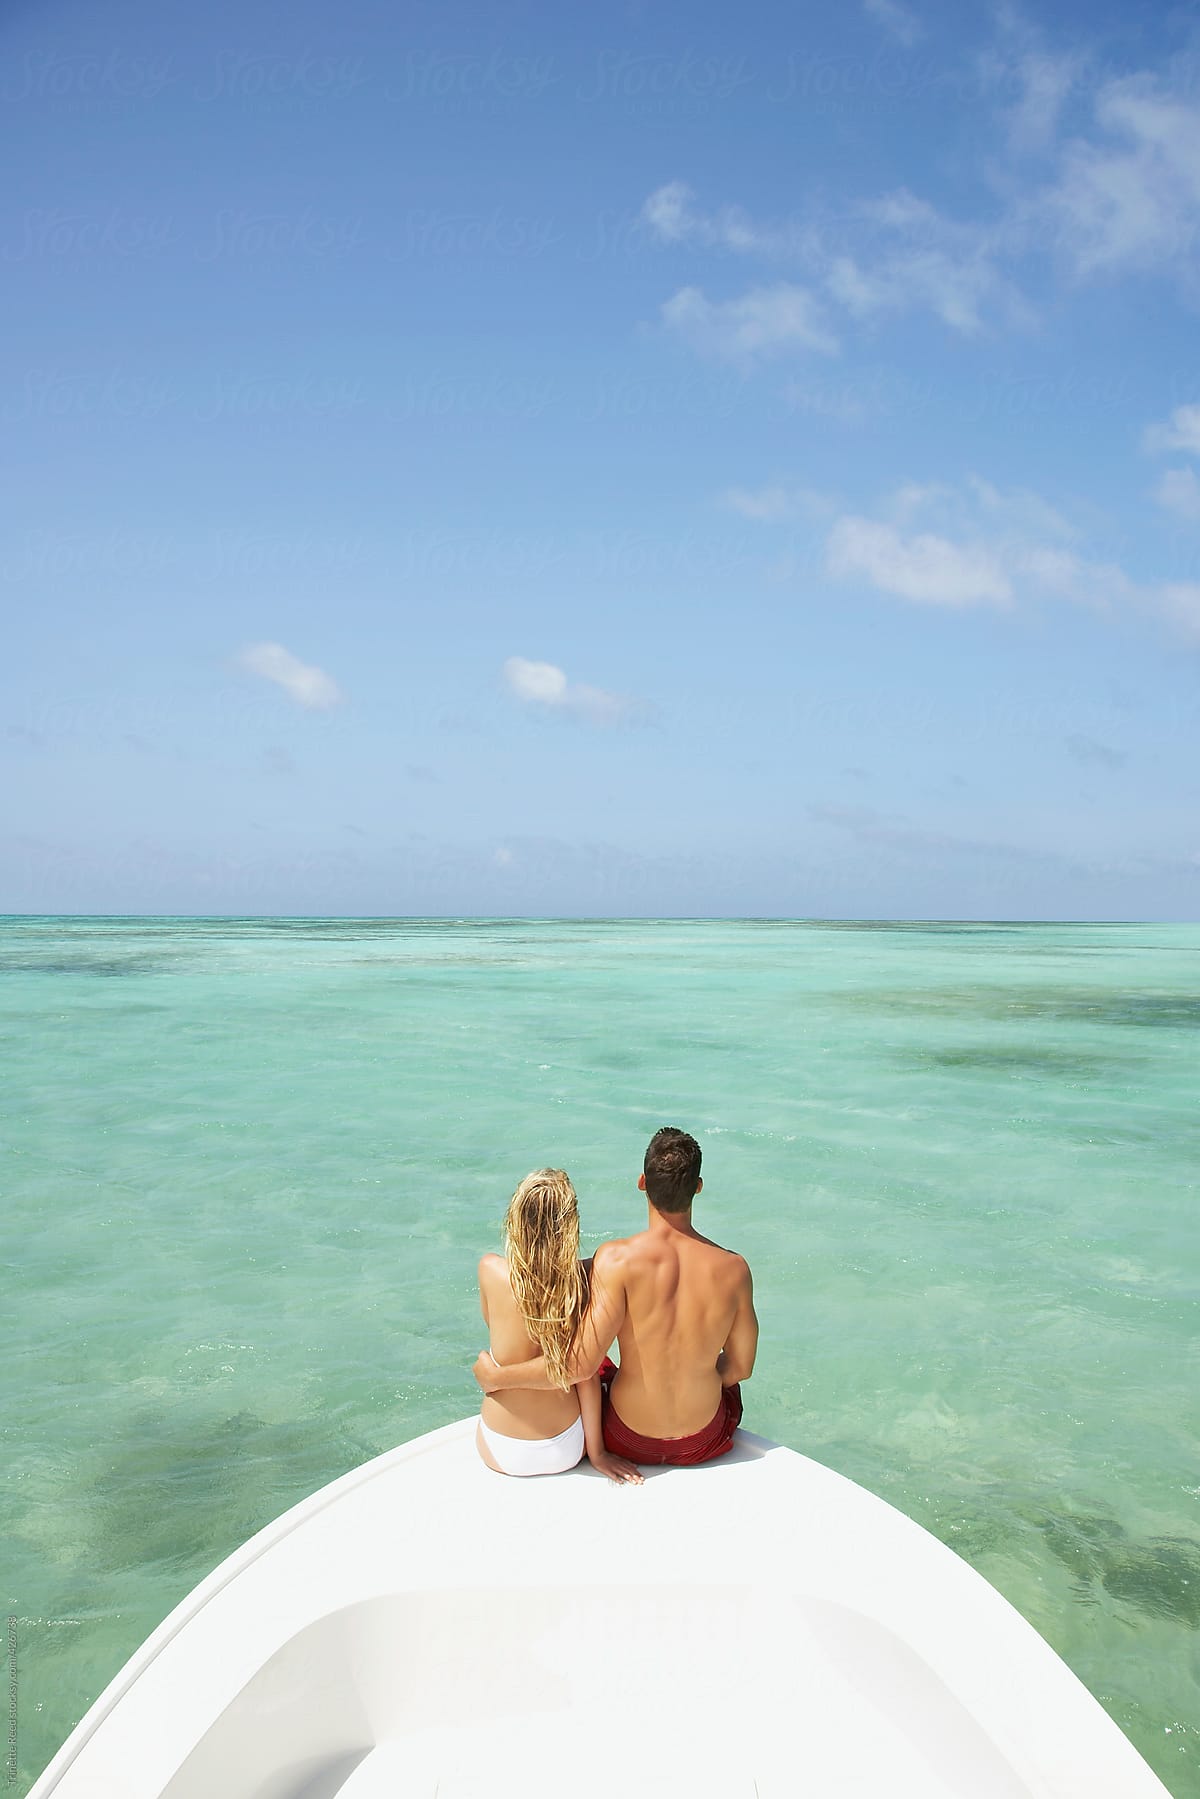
[916,1045,1131,1079]
[843,984,1200,1030]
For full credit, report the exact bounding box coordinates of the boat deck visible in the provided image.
[30,1420,1170,1798]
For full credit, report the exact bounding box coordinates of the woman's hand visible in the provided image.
[589,1450,644,1486]
[472,1349,500,1392]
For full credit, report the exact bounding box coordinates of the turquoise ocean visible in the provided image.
[2,916,1197,1795]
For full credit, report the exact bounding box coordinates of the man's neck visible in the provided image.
[645,1202,699,1238]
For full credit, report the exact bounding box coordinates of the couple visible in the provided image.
[473,1126,758,1484]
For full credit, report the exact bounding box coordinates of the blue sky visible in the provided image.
[3,0,1199,916]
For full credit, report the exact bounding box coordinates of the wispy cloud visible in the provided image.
[1143,401,1200,518]
[810,476,1198,643]
[978,12,1086,158]
[1003,52,1082,155]
[237,642,342,710]
[1032,75,1200,279]
[823,479,1143,611]
[826,516,1012,607]
[639,181,793,255]
[832,477,1083,607]
[862,0,923,49]
[715,466,1126,612]
[1145,402,1200,456]
[659,283,838,361]
[641,29,1200,353]
[502,656,640,726]
[642,181,1025,339]
[1154,466,1200,521]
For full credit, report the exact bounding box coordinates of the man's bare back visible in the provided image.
[588,1212,754,1436]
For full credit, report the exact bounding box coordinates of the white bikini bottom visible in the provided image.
[478,1413,585,1477]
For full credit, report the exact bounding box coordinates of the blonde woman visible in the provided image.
[476,1169,642,1484]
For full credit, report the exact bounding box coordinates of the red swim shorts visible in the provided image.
[597,1357,743,1466]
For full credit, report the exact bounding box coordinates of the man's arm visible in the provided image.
[564,1244,626,1380]
[472,1346,554,1392]
[472,1245,627,1392]
[716,1263,758,1386]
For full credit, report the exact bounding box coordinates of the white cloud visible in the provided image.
[879,476,1076,545]
[725,448,1200,643]
[978,14,1085,159]
[504,657,568,705]
[502,657,635,726]
[1014,545,1086,594]
[964,475,1076,541]
[659,283,838,360]
[1002,51,1081,155]
[1143,403,1200,516]
[827,516,1012,607]
[1013,547,1132,609]
[887,480,954,524]
[237,642,342,710]
[1155,466,1200,520]
[835,190,1029,334]
[1035,75,1200,278]
[645,181,1024,339]
[641,180,695,243]
[863,0,922,46]
[641,36,1200,357]
[640,182,807,257]
[1144,402,1200,456]
[822,479,1136,614]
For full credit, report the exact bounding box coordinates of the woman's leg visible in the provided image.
[475,1419,507,1474]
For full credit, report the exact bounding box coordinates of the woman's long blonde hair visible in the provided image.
[504,1168,586,1391]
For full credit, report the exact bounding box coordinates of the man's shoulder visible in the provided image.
[697,1236,752,1282]
[593,1235,655,1287]
[592,1235,636,1271]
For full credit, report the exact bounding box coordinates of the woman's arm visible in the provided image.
[578,1372,642,1486]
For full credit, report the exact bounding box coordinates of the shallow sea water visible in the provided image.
[2,916,1197,1795]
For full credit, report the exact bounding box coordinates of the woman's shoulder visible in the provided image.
[478,1251,508,1283]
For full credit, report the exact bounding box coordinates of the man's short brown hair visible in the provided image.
[644,1126,702,1213]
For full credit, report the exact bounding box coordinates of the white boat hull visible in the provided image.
[29,1420,1170,1797]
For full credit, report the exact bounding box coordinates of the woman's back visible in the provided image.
[478,1252,580,1440]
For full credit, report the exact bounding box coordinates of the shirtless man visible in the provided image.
[473,1127,758,1466]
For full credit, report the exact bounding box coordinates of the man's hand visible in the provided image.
[472,1348,555,1391]
[589,1449,644,1486]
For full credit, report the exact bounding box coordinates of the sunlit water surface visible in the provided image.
[2,917,1197,1795]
